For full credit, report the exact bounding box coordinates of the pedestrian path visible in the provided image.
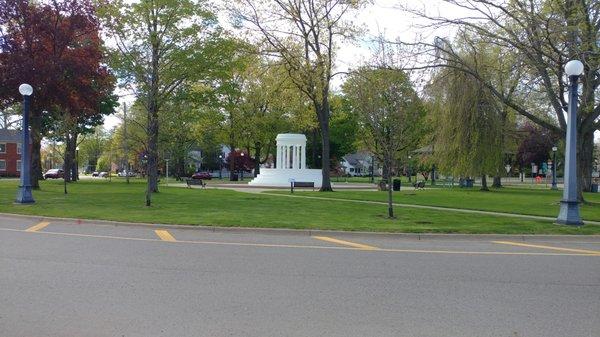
[257,192,600,225]
[172,181,599,225]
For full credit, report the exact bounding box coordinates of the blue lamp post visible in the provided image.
[15,83,35,204]
[551,146,558,190]
[556,60,584,226]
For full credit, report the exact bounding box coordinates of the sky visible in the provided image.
[103,0,468,130]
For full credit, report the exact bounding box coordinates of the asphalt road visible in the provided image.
[1,214,599,337]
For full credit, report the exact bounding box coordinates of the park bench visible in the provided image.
[186,178,206,189]
[413,181,426,190]
[290,181,315,193]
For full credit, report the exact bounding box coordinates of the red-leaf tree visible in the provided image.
[226,150,255,173]
[0,0,116,187]
[516,123,558,173]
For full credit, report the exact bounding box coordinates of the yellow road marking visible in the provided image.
[2,227,598,256]
[313,236,379,250]
[25,221,50,232]
[492,241,600,255]
[154,229,176,242]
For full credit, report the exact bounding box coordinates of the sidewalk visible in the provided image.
[258,192,600,226]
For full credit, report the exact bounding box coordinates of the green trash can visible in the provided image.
[393,179,401,191]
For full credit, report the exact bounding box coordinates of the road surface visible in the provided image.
[1,214,599,337]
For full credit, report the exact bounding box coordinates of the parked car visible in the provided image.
[117,170,136,177]
[92,171,99,177]
[98,171,109,178]
[44,169,64,179]
[191,171,212,180]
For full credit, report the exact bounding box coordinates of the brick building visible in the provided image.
[0,129,24,177]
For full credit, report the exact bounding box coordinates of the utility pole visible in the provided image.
[123,103,130,184]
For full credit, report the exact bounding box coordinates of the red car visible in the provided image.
[191,171,212,180]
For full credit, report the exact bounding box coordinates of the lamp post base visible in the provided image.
[15,185,35,204]
[556,200,583,226]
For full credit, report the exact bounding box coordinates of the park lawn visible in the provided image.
[267,186,600,221]
[0,179,599,234]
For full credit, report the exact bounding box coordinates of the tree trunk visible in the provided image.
[176,156,185,180]
[578,129,594,201]
[387,159,394,218]
[492,175,502,188]
[146,16,160,207]
[229,143,236,180]
[312,128,318,168]
[254,142,261,177]
[30,114,42,189]
[147,109,159,191]
[145,105,159,206]
[63,134,74,183]
[382,161,389,181]
[70,133,78,181]
[481,175,489,191]
[317,102,332,192]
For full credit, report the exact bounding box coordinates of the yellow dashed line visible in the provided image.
[313,236,379,250]
[3,226,598,256]
[492,241,600,255]
[25,221,50,232]
[154,229,176,242]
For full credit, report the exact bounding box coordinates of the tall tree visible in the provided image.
[398,0,600,198]
[329,95,359,165]
[0,0,114,188]
[100,0,221,206]
[235,0,365,191]
[78,126,109,173]
[429,65,504,191]
[236,60,307,176]
[343,67,425,218]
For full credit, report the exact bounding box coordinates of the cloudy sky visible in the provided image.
[104,0,467,129]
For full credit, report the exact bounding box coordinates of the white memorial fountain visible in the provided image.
[248,133,322,187]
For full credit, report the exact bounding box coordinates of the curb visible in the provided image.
[1,212,600,242]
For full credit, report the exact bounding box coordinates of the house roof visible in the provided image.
[343,152,372,168]
[0,129,23,143]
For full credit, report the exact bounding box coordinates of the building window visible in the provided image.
[0,160,5,171]
[17,160,21,172]
[0,143,5,153]
[17,143,22,154]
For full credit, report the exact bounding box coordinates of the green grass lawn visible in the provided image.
[268,186,600,221]
[1,179,599,234]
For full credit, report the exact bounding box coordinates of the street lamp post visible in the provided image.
[76,146,80,181]
[557,60,584,226]
[16,84,35,204]
[165,159,170,187]
[370,155,374,184]
[240,152,244,181]
[218,154,223,180]
[551,146,558,190]
[407,155,412,183]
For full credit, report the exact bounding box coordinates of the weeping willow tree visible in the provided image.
[430,67,503,191]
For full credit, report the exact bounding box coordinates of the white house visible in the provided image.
[341,152,374,177]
